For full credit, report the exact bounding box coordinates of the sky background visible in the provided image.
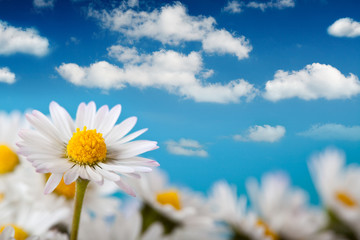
[0,0,359,204]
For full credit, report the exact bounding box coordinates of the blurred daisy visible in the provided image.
[130,169,216,239]
[0,226,69,240]
[18,101,159,196]
[79,212,163,240]
[0,111,26,177]
[247,172,327,240]
[309,148,360,239]
[0,200,70,240]
[209,181,266,240]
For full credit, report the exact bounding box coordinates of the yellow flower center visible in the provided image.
[0,193,4,202]
[0,145,20,174]
[45,174,75,200]
[156,190,182,210]
[336,191,357,208]
[257,219,278,240]
[67,127,107,165]
[0,224,29,240]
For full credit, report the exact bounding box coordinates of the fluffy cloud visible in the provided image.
[223,0,294,13]
[299,124,360,141]
[234,125,286,143]
[223,1,243,13]
[263,63,360,101]
[165,138,208,157]
[88,3,252,60]
[33,0,55,9]
[0,21,49,56]
[56,47,258,103]
[0,67,15,84]
[328,17,360,38]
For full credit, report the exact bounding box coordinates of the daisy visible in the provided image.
[17,101,159,196]
[209,181,268,240]
[246,172,329,240]
[78,212,164,240]
[129,169,216,239]
[0,200,70,240]
[309,148,360,239]
[0,111,27,177]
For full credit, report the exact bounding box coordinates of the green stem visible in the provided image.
[70,178,89,240]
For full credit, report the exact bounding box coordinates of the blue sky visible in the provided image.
[0,0,359,203]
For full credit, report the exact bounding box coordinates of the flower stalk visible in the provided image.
[70,178,89,240]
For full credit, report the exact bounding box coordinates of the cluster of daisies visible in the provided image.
[0,102,359,240]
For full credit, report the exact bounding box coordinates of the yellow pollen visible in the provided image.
[0,224,29,240]
[45,174,75,200]
[336,191,357,208]
[67,126,107,165]
[257,219,278,240]
[0,145,20,174]
[0,193,4,202]
[156,190,182,210]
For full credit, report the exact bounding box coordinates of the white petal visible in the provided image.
[97,104,121,135]
[26,111,63,145]
[64,165,80,184]
[116,128,148,145]
[86,165,103,184]
[75,102,86,128]
[94,105,109,130]
[112,141,158,159]
[99,163,135,173]
[44,173,63,194]
[105,116,137,144]
[83,101,96,129]
[79,166,90,180]
[95,167,121,182]
[115,179,136,197]
[0,226,15,240]
[49,101,75,141]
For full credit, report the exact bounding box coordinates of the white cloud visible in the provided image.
[56,47,258,103]
[0,21,49,56]
[247,0,295,11]
[202,30,252,59]
[88,3,252,60]
[263,63,360,101]
[223,1,243,13]
[299,124,360,141]
[127,0,138,8]
[328,18,360,38]
[224,0,294,13]
[33,0,55,9]
[165,138,208,157]
[0,67,15,84]
[234,125,286,142]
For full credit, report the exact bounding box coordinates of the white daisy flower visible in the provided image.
[79,212,163,240]
[0,226,69,240]
[246,172,328,240]
[0,111,27,177]
[18,101,159,196]
[309,148,360,239]
[209,181,267,240]
[0,200,70,240]
[129,169,215,239]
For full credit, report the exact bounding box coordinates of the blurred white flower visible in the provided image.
[0,200,70,239]
[209,181,267,240]
[129,169,217,239]
[309,148,360,239]
[246,172,327,240]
